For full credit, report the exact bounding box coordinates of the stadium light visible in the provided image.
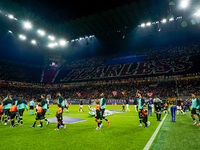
[8,30,12,34]
[19,34,26,40]
[194,10,200,17]
[180,0,190,9]
[37,30,45,36]
[79,37,83,40]
[31,40,36,45]
[71,39,75,42]
[23,21,32,30]
[48,42,58,48]
[141,23,145,27]
[8,14,14,19]
[161,19,167,23]
[146,22,151,26]
[59,39,67,46]
[48,35,55,41]
[169,17,174,21]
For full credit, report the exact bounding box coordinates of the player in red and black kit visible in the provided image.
[10,102,18,127]
[0,102,3,122]
[30,102,43,129]
[95,100,101,130]
[55,103,66,130]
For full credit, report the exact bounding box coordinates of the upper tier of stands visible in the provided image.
[0,42,200,84]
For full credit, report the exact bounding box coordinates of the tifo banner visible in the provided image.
[60,56,194,82]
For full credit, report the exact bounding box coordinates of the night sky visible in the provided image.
[13,0,137,22]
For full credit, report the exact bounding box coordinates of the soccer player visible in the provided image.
[29,98,35,115]
[10,101,18,127]
[65,99,69,113]
[134,99,138,112]
[148,98,153,116]
[0,102,3,122]
[16,95,28,126]
[30,102,43,129]
[2,94,12,125]
[88,98,92,110]
[46,95,50,115]
[100,93,110,127]
[190,94,200,126]
[122,103,125,111]
[138,93,145,127]
[126,98,130,112]
[41,94,50,126]
[55,103,66,130]
[95,99,101,130]
[79,100,83,112]
[177,99,183,115]
[56,92,65,111]
[12,96,19,122]
[141,105,150,128]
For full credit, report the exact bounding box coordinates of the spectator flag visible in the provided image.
[136,90,140,97]
[112,91,117,96]
[146,92,154,97]
[122,90,127,97]
[85,93,89,98]
[93,91,98,98]
[76,92,81,98]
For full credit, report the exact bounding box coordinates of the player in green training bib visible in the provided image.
[191,94,200,126]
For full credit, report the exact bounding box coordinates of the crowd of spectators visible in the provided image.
[145,43,200,60]
[1,78,200,102]
[61,55,115,70]
[0,62,42,83]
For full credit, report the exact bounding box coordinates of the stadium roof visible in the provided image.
[0,0,170,46]
[1,0,200,62]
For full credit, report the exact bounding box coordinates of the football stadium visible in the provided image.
[0,0,200,149]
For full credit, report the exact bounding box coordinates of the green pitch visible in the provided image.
[151,110,200,150]
[0,105,198,150]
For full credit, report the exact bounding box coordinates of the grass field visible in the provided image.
[0,105,199,150]
[151,110,200,150]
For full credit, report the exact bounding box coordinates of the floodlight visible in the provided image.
[48,35,55,41]
[146,22,151,26]
[180,0,189,9]
[141,23,145,27]
[48,42,58,48]
[169,17,174,21]
[8,14,14,19]
[31,40,36,45]
[23,21,32,30]
[194,10,200,17]
[37,30,45,36]
[19,34,26,40]
[161,19,167,23]
[59,39,67,46]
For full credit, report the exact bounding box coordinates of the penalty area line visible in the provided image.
[143,113,168,150]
